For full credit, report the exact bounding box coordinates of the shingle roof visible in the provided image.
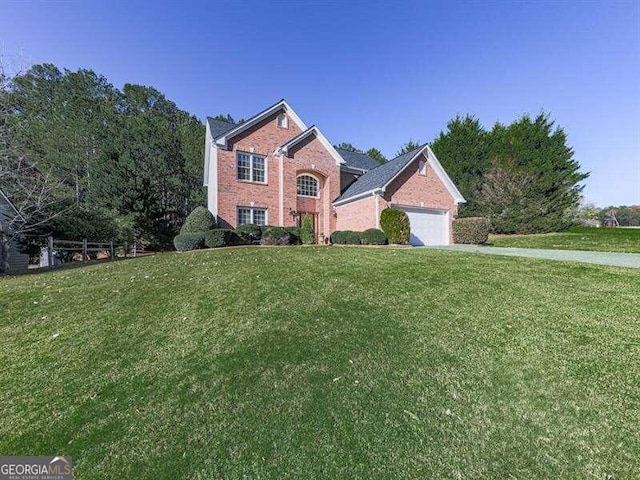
[207,117,237,140]
[335,148,380,171]
[334,144,426,203]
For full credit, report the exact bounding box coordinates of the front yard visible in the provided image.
[1,247,638,478]
[490,226,640,253]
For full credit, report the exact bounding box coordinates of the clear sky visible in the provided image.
[1,0,638,206]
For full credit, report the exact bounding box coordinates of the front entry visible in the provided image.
[293,211,319,242]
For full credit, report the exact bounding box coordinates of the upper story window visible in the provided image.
[237,152,266,183]
[277,114,288,128]
[297,174,319,197]
[418,160,427,176]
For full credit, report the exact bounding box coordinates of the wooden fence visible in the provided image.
[41,236,140,268]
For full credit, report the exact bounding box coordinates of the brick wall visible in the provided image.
[215,110,341,235]
[216,110,303,228]
[334,195,379,231]
[381,153,458,216]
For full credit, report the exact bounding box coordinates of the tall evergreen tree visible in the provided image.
[366,147,387,164]
[396,140,421,156]
[430,115,489,216]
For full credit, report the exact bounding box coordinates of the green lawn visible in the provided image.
[490,226,640,253]
[1,247,638,478]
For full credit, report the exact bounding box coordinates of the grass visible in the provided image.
[490,226,640,253]
[1,247,638,478]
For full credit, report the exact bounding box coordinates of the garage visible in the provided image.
[398,207,449,246]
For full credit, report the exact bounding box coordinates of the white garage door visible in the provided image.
[399,207,449,246]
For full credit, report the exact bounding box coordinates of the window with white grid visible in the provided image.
[297,174,319,197]
[237,207,267,226]
[236,152,266,183]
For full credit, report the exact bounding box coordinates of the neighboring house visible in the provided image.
[203,99,465,245]
[0,188,29,273]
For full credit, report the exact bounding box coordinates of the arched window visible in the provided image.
[297,174,319,197]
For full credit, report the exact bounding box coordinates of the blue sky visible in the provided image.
[1,0,638,206]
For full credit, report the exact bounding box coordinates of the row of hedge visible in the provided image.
[175,207,491,251]
[174,224,305,251]
[330,228,388,245]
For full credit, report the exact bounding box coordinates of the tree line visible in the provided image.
[1,63,204,250]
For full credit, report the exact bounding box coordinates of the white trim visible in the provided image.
[203,121,212,186]
[276,126,345,165]
[375,196,380,229]
[278,153,284,226]
[333,188,383,206]
[215,99,307,148]
[207,147,219,217]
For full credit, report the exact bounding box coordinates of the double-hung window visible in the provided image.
[237,207,267,226]
[237,152,266,183]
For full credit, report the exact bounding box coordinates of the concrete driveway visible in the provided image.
[424,245,640,269]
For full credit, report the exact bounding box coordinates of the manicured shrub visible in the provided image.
[284,227,302,245]
[330,230,363,245]
[452,217,491,244]
[361,228,388,245]
[261,227,291,246]
[235,224,262,244]
[180,206,216,234]
[301,213,315,244]
[173,232,206,251]
[204,229,239,248]
[380,208,410,244]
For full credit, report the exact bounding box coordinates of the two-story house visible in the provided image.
[203,99,465,245]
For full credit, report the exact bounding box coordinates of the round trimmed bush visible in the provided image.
[204,229,239,248]
[173,232,206,251]
[361,228,388,245]
[261,227,291,245]
[380,208,410,244]
[330,230,363,245]
[284,226,302,245]
[452,217,491,244]
[235,224,262,244]
[180,206,216,234]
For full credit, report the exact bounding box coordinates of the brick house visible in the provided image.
[204,100,465,245]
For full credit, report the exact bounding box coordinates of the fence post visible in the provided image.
[133,243,137,258]
[124,241,128,259]
[110,240,114,261]
[47,235,53,267]
[82,238,88,263]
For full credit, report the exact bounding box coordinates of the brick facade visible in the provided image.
[381,153,458,216]
[208,104,461,242]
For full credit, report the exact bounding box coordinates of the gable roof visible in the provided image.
[206,117,237,140]
[213,99,307,148]
[335,148,380,172]
[275,126,345,165]
[333,144,465,205]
